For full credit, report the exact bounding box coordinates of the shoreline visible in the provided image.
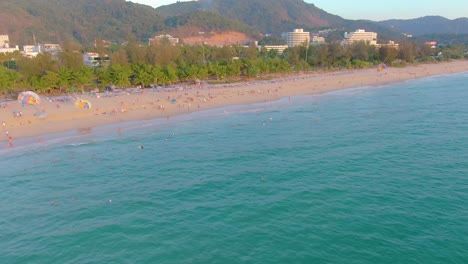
[1,60,467,147]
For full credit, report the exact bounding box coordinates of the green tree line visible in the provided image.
[0,38,466,97]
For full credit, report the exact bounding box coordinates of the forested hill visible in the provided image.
[378,16,468,36]
[156,0,344,34]
[1,0,466,47]
[0,0,402,47]
[0,0,165,45]
[155,0,403,40]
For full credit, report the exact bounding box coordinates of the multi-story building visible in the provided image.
[0,35,19,53]
[259,45,289,55]
[343,29,378,46]
[0,46,19,53]
[282,29,310,47]
[22,43,61,58]
[148,34,179,45]
[0,35,9,47]
[1,34,60,56]
[83,52,110,67]
[377,40,400,49]
[22,45,40,58]
[41,43,62,55]
[311,36,326,44]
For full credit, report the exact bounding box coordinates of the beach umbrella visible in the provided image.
[18,91,41,105]
[75,99,92,109]
[377,63,387,72]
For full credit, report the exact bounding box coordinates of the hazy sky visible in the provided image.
[129,0,467,21]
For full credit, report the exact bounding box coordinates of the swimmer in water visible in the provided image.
[138,145,144,149]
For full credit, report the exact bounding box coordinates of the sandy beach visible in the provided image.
[1,60,467,146]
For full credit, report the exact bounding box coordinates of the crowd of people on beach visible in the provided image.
[1,60,466,148]
[0,69,385,150]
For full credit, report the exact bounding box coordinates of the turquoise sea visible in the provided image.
[1,72,468,263]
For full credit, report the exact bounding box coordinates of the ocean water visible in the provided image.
[1,72,468,263]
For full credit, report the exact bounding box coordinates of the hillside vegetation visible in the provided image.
[2,0,466,47]
[0,0,407,46]
[378,16,468,36]
[0,0,165,45]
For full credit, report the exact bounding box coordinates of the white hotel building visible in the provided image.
[282,28,310,47]
[343,29,378,46]
[148,34,179,45]
[0,35,19,53]
[259,28,311,54]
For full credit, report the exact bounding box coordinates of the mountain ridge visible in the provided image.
[377,16,468,36]
[0,0,466,46]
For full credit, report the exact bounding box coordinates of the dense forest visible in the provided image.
[0,0,406,46]
[0,0,166,45]
[0,38,466,98]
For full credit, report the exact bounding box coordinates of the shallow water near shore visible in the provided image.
[1,72,468,263]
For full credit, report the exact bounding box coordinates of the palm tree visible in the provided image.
[109,65,132,87]
[132,64,155,88]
